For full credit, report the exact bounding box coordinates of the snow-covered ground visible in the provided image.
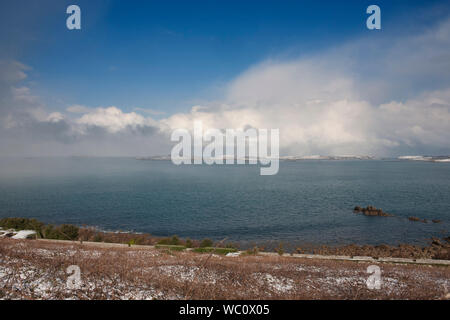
[0,228,36,239]
[11,230,37,239]
[0,238,449,300]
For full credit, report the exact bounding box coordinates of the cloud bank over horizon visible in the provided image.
[1,16,450,157]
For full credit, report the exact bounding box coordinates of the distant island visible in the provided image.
[136,155,376,161]
[279,155,375,161]
[136,155,450,162]
[398,156,450,162]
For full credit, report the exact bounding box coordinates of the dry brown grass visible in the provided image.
[78,227,158,246]
[300,239,450,260]
[0,238,449,300]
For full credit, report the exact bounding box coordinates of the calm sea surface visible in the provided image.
[0,157,448,248]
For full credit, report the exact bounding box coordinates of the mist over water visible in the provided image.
[0,157,448,248]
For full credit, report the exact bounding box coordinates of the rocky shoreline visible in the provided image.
[297,237,450,260]
[1,217,449,260]
[353,205,442,223]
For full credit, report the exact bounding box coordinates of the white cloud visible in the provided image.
[0,61,166,156]
[159,17,450,156]
[46,112,64,123]
[1,16,450,157]
[76,106,159,133]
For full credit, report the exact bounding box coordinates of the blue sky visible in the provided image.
[1,0,447,115]
[1,0,450,157]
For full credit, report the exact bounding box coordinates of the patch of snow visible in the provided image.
[254,273,294,293]
[11,230,36,239]
[226,252,240,257]
[158,265,199,282]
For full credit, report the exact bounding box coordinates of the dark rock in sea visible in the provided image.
[353,206,362,213]
[408,216,427,223]
[432,219,442,223]
[353,206,393,217]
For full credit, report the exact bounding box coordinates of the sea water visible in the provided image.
[0,157,448,248]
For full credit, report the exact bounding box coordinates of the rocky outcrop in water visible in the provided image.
[301,236,450,260]
[353,206,394,217]
[408,216,428,223]
[353,207,444,224]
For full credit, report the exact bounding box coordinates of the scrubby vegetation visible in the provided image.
[79,228,156,245]
[2,217,448,260]
[155,244,186,251]
[0,217,79,241]
[192,247,238,255]
[0,238,449,300]
[298,238,450,260]
[276,243,285,256]
[0,218,44,235]
[42,224,79,240]
[245,246,260,255]
[157,235,181,246]
[200,238,214,248]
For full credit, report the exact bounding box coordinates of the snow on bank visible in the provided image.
[12,230,37,239]
[0,228,36,239]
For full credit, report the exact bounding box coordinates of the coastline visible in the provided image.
[34,238,450,266]
[1,237,449,300]
[1,217,449,261]
[1,218,449,300]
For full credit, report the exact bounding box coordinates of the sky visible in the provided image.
[0,0,450,157]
